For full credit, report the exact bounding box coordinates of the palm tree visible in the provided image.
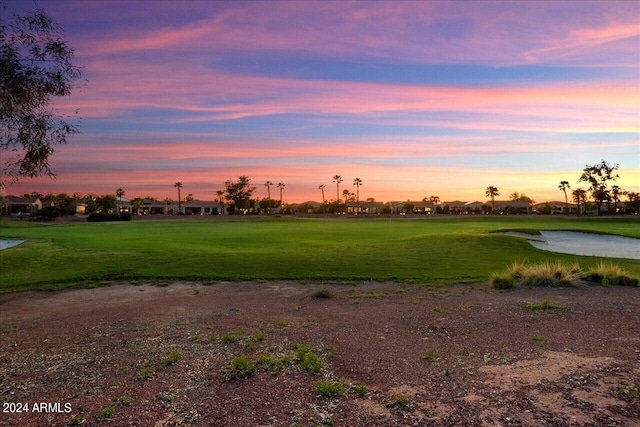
[115,188,125,202]
[342,189,350,204]
[277,182,285,207]
[485,186,499,213]
[558,181,570,215]
[216,190,224,215]
[264,181,273,214]
[318,184,326,213]
[353,178,363,203]
[174,182,183,214]
[332,175,343,203]
[572,188,587,216]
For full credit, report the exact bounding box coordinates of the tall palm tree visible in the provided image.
[216,189,224,215]
[485,186,499,213]
[264,181,273,214]
[318,184,326,213]
[174,182,183,214]
[572,188,587,216]
[558,181,570,214]
[277,182,285,207]
[353,178,363,203]
[332,175,343,203]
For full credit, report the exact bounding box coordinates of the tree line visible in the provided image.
[4,159,638,218]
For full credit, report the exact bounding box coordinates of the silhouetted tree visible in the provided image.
[277,182,285,207]
[216,190,224,215]
[225,176,255,213]
[318,184,326,213]
[558,181,570,215]
[264,181,273,213]
[333,175,343,204]
[1,4,83,179]
[611,185,623,214]
[174,182,183,213]
[578,160,619,215]
[572,188,587,216]
[353,178,362,203]
[485,186,499,213]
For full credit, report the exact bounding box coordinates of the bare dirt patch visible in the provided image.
[1,282,639,426]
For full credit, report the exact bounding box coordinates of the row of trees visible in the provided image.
[6,161,637,218]
[485,161,637,216]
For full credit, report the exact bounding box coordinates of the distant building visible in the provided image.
[346,201,387,214]
[2,196,43,215]
[389,201,436,214]
[532,201,577,215]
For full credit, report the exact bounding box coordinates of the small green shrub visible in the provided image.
[252,331,266,341]
[531,334,545,341]
[115,394,132,407]
[138,367,156,380]
[421,349,440,362]
[96,406,116,419]
[524,299,563,310]
[255,353,286,374]
[354,384,368,397]
[223,355,255,381]
[384,394,412,411]
[67,415,86,426]
[618,383,639,399]
[221,329,245,343]
[295,343,323,373]
[161,351,183,367]
[313,381,346,397]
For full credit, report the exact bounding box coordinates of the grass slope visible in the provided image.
[1,216,639,292]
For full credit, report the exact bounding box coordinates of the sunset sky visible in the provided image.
[4,0,639,203]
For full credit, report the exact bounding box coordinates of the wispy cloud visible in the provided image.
[7,0,639,202]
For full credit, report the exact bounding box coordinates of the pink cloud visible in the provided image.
[64,1,640,67]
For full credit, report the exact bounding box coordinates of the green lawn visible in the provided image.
[1,216,639,292]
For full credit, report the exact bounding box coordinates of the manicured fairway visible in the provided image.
[1,216,639,292]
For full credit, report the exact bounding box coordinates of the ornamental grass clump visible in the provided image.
[517,261,583,288]
[585,262,639,287]
[491,261,582,289]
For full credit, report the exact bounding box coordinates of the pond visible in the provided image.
[0,239,25,250]
[499,231,640,260]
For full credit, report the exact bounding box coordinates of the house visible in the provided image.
[494,200,533,214]
[2,196,43,215]
[346,201,387,214]
[463,201,486,213]
[467,200,533,214]
[182,200,221,215]
[291,201,322,214]
[443,201,467,214]
[533,201,577,215]
[389,201,436,214]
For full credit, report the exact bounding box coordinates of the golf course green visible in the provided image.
[1,216,638,292]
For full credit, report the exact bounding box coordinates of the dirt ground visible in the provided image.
[0,281,638,426]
